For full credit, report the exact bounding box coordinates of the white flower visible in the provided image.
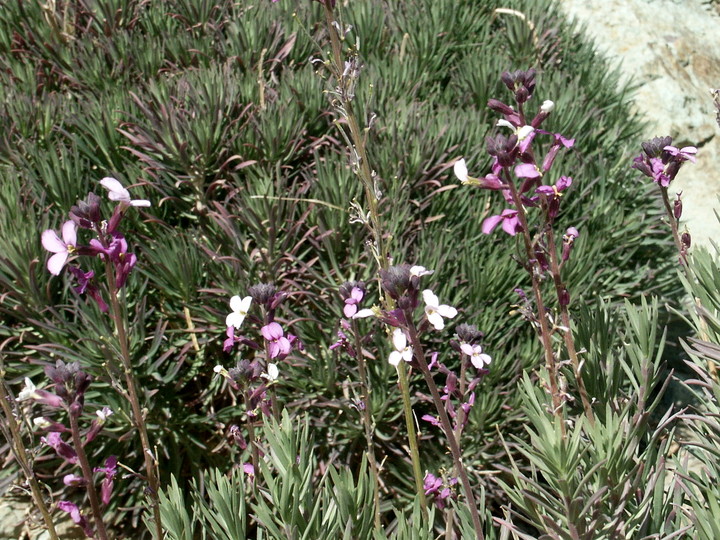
[18,378,37,401]
[352,308,376,319]
[226,295,252,329]
[461,342,492,369]
[496,121,535,142]
[33,417,51,429]
[96,407,113,423]
[541,100,555,114]
[99,177,151,207]
[262,363,279,381]
[410,265,434,277]
[454,158,469,184]
[388,328,413,366]
[213,365,228,377]
[422,290,457,331]
[516,125,535,141]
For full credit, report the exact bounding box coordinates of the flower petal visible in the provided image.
[47,252,69,275]
[422,289,439,308]
[389,351,402,366]
[481,214,503,235]
[61,221,77,246]
[453,159,469,183]
[392,328,407,351]
[515,163,540,179]
[427,311,445,330]
[130,199,151,207]
[437,305,457,318]
[353,308,375,319]
[226,312,246,328]
[41,229,65,253]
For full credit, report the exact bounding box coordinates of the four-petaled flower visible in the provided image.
[262,363,279,381]
[460,342,492,369]
[261,322,291,359]
[226,296,252,329]
[422,290,457,330]
[99,177,151,207]
[388,328,413,366]
[42,221,77,275]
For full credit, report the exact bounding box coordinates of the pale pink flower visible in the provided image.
[41,221,77,275]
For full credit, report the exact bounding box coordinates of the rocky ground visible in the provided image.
[556,0,720,250]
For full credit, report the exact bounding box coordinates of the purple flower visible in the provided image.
[536,176,572,218]
[94,456,118,505]
[423,473,458,509]
[562,226,579,262]
[482,209,521,235]
[343,286,364,318]
[63,474,87,487]
[57,501,94,538]
[664,145,697,163]
[41,432,78,464]
[67,267,109,312]
[261,322,291,359]
[41,221,77,275]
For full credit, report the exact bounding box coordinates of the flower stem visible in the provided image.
[351,319,382,531]
[68,412,109,540]
[505,178,565,429]
[104,259,163,539]
[545,227,595,425]
[659,186,687,265]
[396,359,427,510]
[243,389,260,476]
[0,374,59,540]
[404,315,485,540]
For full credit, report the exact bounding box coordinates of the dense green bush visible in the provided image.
[0,0,692,537]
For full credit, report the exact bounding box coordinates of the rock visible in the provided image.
[556,0,720,249]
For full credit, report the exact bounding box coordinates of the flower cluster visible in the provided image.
[19,361,116,537]
[632,136,697,188]
[424,471,458,510]
[41,178,150,311]
[454,69,577,238]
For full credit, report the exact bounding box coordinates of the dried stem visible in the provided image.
[396,359,427,510]
[243,389,260,476]
[545,227,595,425]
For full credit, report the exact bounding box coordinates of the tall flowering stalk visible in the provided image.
[456,70,594,427]
[314,0,428,512]
[379,264,486,539]
[41,179,163,538]
[217,282,299,477]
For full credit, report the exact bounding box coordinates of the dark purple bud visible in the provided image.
[69,193,102,229]
[115,252,137,289]
[455,323,484,344]
[106,205,124,235]
[228,359,261,386]
[682,232,691,249]
[248,283,277,307]
[380,265,412,301]
[559,287,570,306]
[486,134,518,168]
[674,192,683,219]
[487,99,516,117]
[641,136,673,159]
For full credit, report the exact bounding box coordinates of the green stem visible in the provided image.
[396,360,427,510]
